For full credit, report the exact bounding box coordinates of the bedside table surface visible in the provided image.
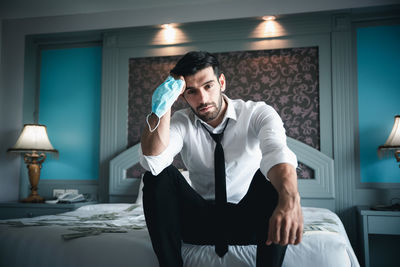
[358,205,400,216]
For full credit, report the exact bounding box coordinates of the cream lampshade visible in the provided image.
[378,115,400,167]
[8,124,58,203]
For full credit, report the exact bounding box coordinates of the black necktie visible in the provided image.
[202,119,229,257]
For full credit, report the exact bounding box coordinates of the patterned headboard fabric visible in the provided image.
[127,47,319,180]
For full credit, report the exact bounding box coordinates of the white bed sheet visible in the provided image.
[0,204,359,267]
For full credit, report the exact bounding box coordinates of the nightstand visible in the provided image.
[0,201,97,220]
[357,206,400,267]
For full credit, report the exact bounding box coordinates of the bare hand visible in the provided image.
[266,193,303,246]
[178,76,186,95]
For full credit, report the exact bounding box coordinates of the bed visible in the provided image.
[0,141,359,267]
[0,203,359,267]
[1,153,360,267]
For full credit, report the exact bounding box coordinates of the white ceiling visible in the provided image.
[0,0,193,19]
[0,0,398,20]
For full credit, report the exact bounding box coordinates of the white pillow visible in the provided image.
[135,170,191,205]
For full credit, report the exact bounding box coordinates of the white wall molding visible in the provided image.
[99,44,120,202]
[331,14,357,242]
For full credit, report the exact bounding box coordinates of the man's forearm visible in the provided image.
[141,110,171,156]
[267,163,299,201]
[266,162,303,246]
[141,74,185,156]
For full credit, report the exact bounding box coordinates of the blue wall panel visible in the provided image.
[39,46,102,180]
[357,25,400,183]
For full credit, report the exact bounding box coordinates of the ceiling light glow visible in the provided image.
[162,24,176,43]
[262,16,276,21]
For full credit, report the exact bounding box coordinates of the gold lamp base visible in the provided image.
[21,152,46,203]
[21,194,45,203]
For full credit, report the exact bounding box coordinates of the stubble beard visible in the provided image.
[192,93,223,123]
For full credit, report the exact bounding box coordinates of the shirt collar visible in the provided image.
[191,94,238,130]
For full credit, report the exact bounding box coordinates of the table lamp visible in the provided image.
[378,115,400,168]
[374,115,400,211]
[8,124,58,203]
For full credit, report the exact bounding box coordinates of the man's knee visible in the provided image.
[143,165,179,194]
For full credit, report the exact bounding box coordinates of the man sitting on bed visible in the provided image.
[139,51,303,267]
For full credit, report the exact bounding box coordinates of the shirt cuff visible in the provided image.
[138,145,174,176]
[260,147,298,179]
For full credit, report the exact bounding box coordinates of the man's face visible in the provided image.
[182,66,226,126]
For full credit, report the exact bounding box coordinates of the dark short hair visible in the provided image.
[170,51,220,77]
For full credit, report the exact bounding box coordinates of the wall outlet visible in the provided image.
[53,189,65,198]
[66,189,79,195]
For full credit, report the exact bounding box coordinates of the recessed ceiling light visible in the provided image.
[162,24,172,29]
[262,16,276,21]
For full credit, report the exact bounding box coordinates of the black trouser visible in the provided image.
[143,165,287,267]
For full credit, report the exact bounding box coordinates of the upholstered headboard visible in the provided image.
[109,137,334,204]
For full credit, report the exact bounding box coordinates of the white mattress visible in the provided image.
[0,204,359,267]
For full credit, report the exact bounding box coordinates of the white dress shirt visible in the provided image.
[139,95,297,204]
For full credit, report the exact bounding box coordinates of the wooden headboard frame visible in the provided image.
[109,138,334,203]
